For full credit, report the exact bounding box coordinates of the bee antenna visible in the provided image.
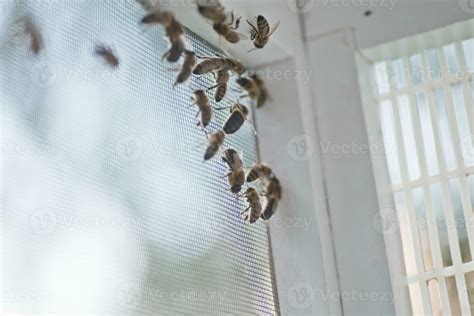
[247,47,257,53]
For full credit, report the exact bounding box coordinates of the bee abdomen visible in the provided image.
[246,169,259,182]
[261,198,277,220]
[248,207,261,223]
[223,111,245,134]
[193,59,223,75]
[215,84,227,102]
[200,106,212,127]
[204,143,219,160]
[163,42,184,63]
[257,15,270,35]
[236,77,252,89]
[175,69,192,85]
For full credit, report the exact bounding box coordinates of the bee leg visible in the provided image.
[207,84,219,91]
[213,106,230,111]
[221,172,232,179]
[246,20,259,34]
[241,207,250,215]
[231,87,243,93]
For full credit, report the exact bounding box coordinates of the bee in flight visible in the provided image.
[141,10,185,63]
[204,130,225,161]
[246,163,272,183]
[191,90,213,128]
[197,1,245,45]
[261,175,282,220]
[94,44,119,68]
[222,149,245,193]
[222,103,257,135]
[247,15,280,52]
[193,56,245,77]
[241,188,262,224]
[173,50,197,87]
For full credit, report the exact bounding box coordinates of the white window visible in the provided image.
[358,20,474,315]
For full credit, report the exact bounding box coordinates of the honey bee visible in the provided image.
[236,77,260,102]
[174,50,197,86]
[164,17,184,44]
[241,188,262,224]
[94,44,119,67]
[191,90,213,128]
[197,1,244,45]
[208,69,230,102]
[223,103,256,135]
[222,148,243,172]
[193,57,245,77]
[261,175,282,220]
[204,130,225,161]
[213,12,244,44]
[16,16,44,55]
[222,149,245,193]
[247,15,280,52]
[250,74,269,108]
[197,0,226,23]
[141,10,185,63]
[246,163,272,183]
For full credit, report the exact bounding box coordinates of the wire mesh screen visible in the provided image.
[1,1,276,314]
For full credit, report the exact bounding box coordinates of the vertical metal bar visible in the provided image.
[438,45,473,315]
[454,41,474,138]
[388,58,431,313]
[419,50,453,315]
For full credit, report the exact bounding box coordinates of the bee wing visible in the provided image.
[268,20,280,38]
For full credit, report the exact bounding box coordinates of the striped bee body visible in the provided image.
[204,130,225,161]
[174,50,197,86]
[223,103,249,134]
[192,90,213,127]
[242,188,262,224]
[246,164,272,183]
[261,197,278,220]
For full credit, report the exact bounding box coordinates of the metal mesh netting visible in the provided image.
[1,1,276,314]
